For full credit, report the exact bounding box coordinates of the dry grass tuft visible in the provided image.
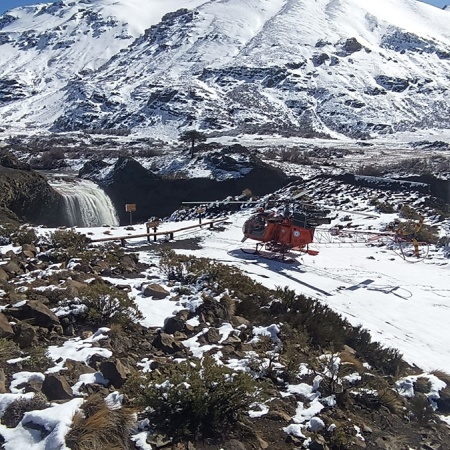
[430,370,450,387]
[66,394,135,450]
[377,387,405,415]
[414,377,431,394]
[339,351,365,375]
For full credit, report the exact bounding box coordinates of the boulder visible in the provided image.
[163,310,189,334]
[65,358,95,384]
[152,332,185,355]
[0,266,8,282]
[21,300,60,328]
[0,312,14,338]
[14,322,37,348]
[142,283,170,299]
[99,360,128,388]
[42,374,73,400]
[3,260,23,276]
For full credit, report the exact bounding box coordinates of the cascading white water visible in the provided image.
[49,177,119,227]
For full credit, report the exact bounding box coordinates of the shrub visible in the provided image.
[0,224,37,246]
[45,229,90,251]
[2,394,49,428]
[399,205,421,220]
[436,386,450,413]
[66,394,135,450]
[408,393,434,425]
[396,220,439,245]
[327,422,357,449]
[140,356,264,441]
[21,346,54,372]
[369,198,396,214]
[279,324,309,382]
[77,283,143,327]
[158,250,272,315]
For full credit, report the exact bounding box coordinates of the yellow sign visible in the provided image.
[125,204,136,212]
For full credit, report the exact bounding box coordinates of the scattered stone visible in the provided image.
[99,359,128,388]
[3,260,22,275]
[0,368,6,393]
[222,333,241,346]
[65,358,95,384]
[42,374,73,401]
[14,322,37,348]
[142,283,170,299]
[148,433,172,448]
[205,327,221,344]
[152,332,185,354]
[231,315,251,328]
[163,310,189,334]
[81,330,93,339]
[0,312,14,338]
[0,266,8,282]
[87,353,108,370]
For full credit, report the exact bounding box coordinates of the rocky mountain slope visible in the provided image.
[1,0,450,139]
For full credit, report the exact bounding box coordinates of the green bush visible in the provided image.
[139,356,264,441]
[399,205,421,220]
[77,283,143,327]
[0,224,37,246]
[45,229,90,251]
[369,198,396,214]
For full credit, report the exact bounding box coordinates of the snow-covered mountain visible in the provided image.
[1,0,450,139]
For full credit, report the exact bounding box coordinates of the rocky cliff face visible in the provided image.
[0,153,63,225]
[80,147,292,223]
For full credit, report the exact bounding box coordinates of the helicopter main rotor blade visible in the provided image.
[181,201,260,205]
[290,190,308,200]
[332,209,380,218]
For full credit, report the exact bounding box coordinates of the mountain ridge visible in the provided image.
[1,0,450,140]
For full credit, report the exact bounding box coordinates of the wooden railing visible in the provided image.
[89,218,228,246]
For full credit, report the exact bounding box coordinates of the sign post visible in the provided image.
[146,220,160,242]
[125,204,136,225]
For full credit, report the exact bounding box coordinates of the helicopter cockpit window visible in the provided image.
[246,214,267,237]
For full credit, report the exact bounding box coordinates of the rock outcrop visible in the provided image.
[0,152,64,225]
[80,146,293,223]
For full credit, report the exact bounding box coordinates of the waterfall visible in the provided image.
[49,177,119,227]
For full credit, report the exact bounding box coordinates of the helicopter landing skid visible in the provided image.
[240,248,296,264]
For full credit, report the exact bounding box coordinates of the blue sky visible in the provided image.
[0,0,448,15]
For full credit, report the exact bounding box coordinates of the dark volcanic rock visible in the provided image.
[99,359,128,388]
[81,147,293,223]
[142,283,170,299]
[0,312,14,338]
[42,374,73,400]
[15,300,61,329]
[0,152,64,225]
